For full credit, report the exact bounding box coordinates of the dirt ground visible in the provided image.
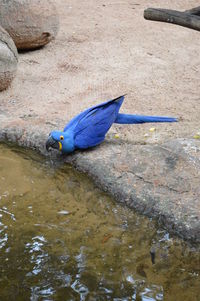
[0,0,200,244]
[0,0,200,143]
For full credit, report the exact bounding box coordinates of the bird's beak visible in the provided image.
[46,136,61,151]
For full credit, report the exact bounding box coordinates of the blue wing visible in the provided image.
[64,108,91,132]
[64,95,125,132]
[73,95,125,149]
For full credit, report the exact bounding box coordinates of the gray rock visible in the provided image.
[0,0,59,50]
[0,26,18,91]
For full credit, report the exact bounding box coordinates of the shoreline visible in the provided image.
[0,127,199,246]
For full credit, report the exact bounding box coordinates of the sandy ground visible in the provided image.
[1,0,200,142]
[0,0,200,244]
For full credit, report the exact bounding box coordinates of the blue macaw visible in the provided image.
[46,95,177,153]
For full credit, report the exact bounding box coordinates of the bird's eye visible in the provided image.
[60,135,64,140]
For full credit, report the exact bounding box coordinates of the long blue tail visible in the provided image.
[115,113,177,124]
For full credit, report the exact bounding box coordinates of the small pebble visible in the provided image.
[114,134,120,139]
[149,127,156,132]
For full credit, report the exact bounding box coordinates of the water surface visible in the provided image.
[0,144,199,301]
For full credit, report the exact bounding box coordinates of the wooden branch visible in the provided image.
[184,6,200,16]
[144,8,200,31]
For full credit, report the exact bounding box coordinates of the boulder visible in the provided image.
[0,0,59,50]
[0,26,18,91]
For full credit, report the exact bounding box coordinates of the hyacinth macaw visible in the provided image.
[46,95,177,154]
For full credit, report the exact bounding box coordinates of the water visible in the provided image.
[0,144,199,301]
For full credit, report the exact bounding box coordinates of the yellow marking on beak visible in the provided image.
[58,142,62,150]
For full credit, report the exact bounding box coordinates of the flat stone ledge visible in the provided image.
[0,125,199,245]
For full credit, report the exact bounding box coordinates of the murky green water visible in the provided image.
[0,144,199,301]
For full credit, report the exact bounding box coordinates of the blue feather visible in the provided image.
[64,95,125,132]
[74,96,125,149]
[115,113,177,124]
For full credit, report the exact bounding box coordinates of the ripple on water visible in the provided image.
[0,144,199,301]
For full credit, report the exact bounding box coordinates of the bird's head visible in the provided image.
[46,131,75,154]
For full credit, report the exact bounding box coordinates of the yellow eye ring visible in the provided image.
[60,135,64,140]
